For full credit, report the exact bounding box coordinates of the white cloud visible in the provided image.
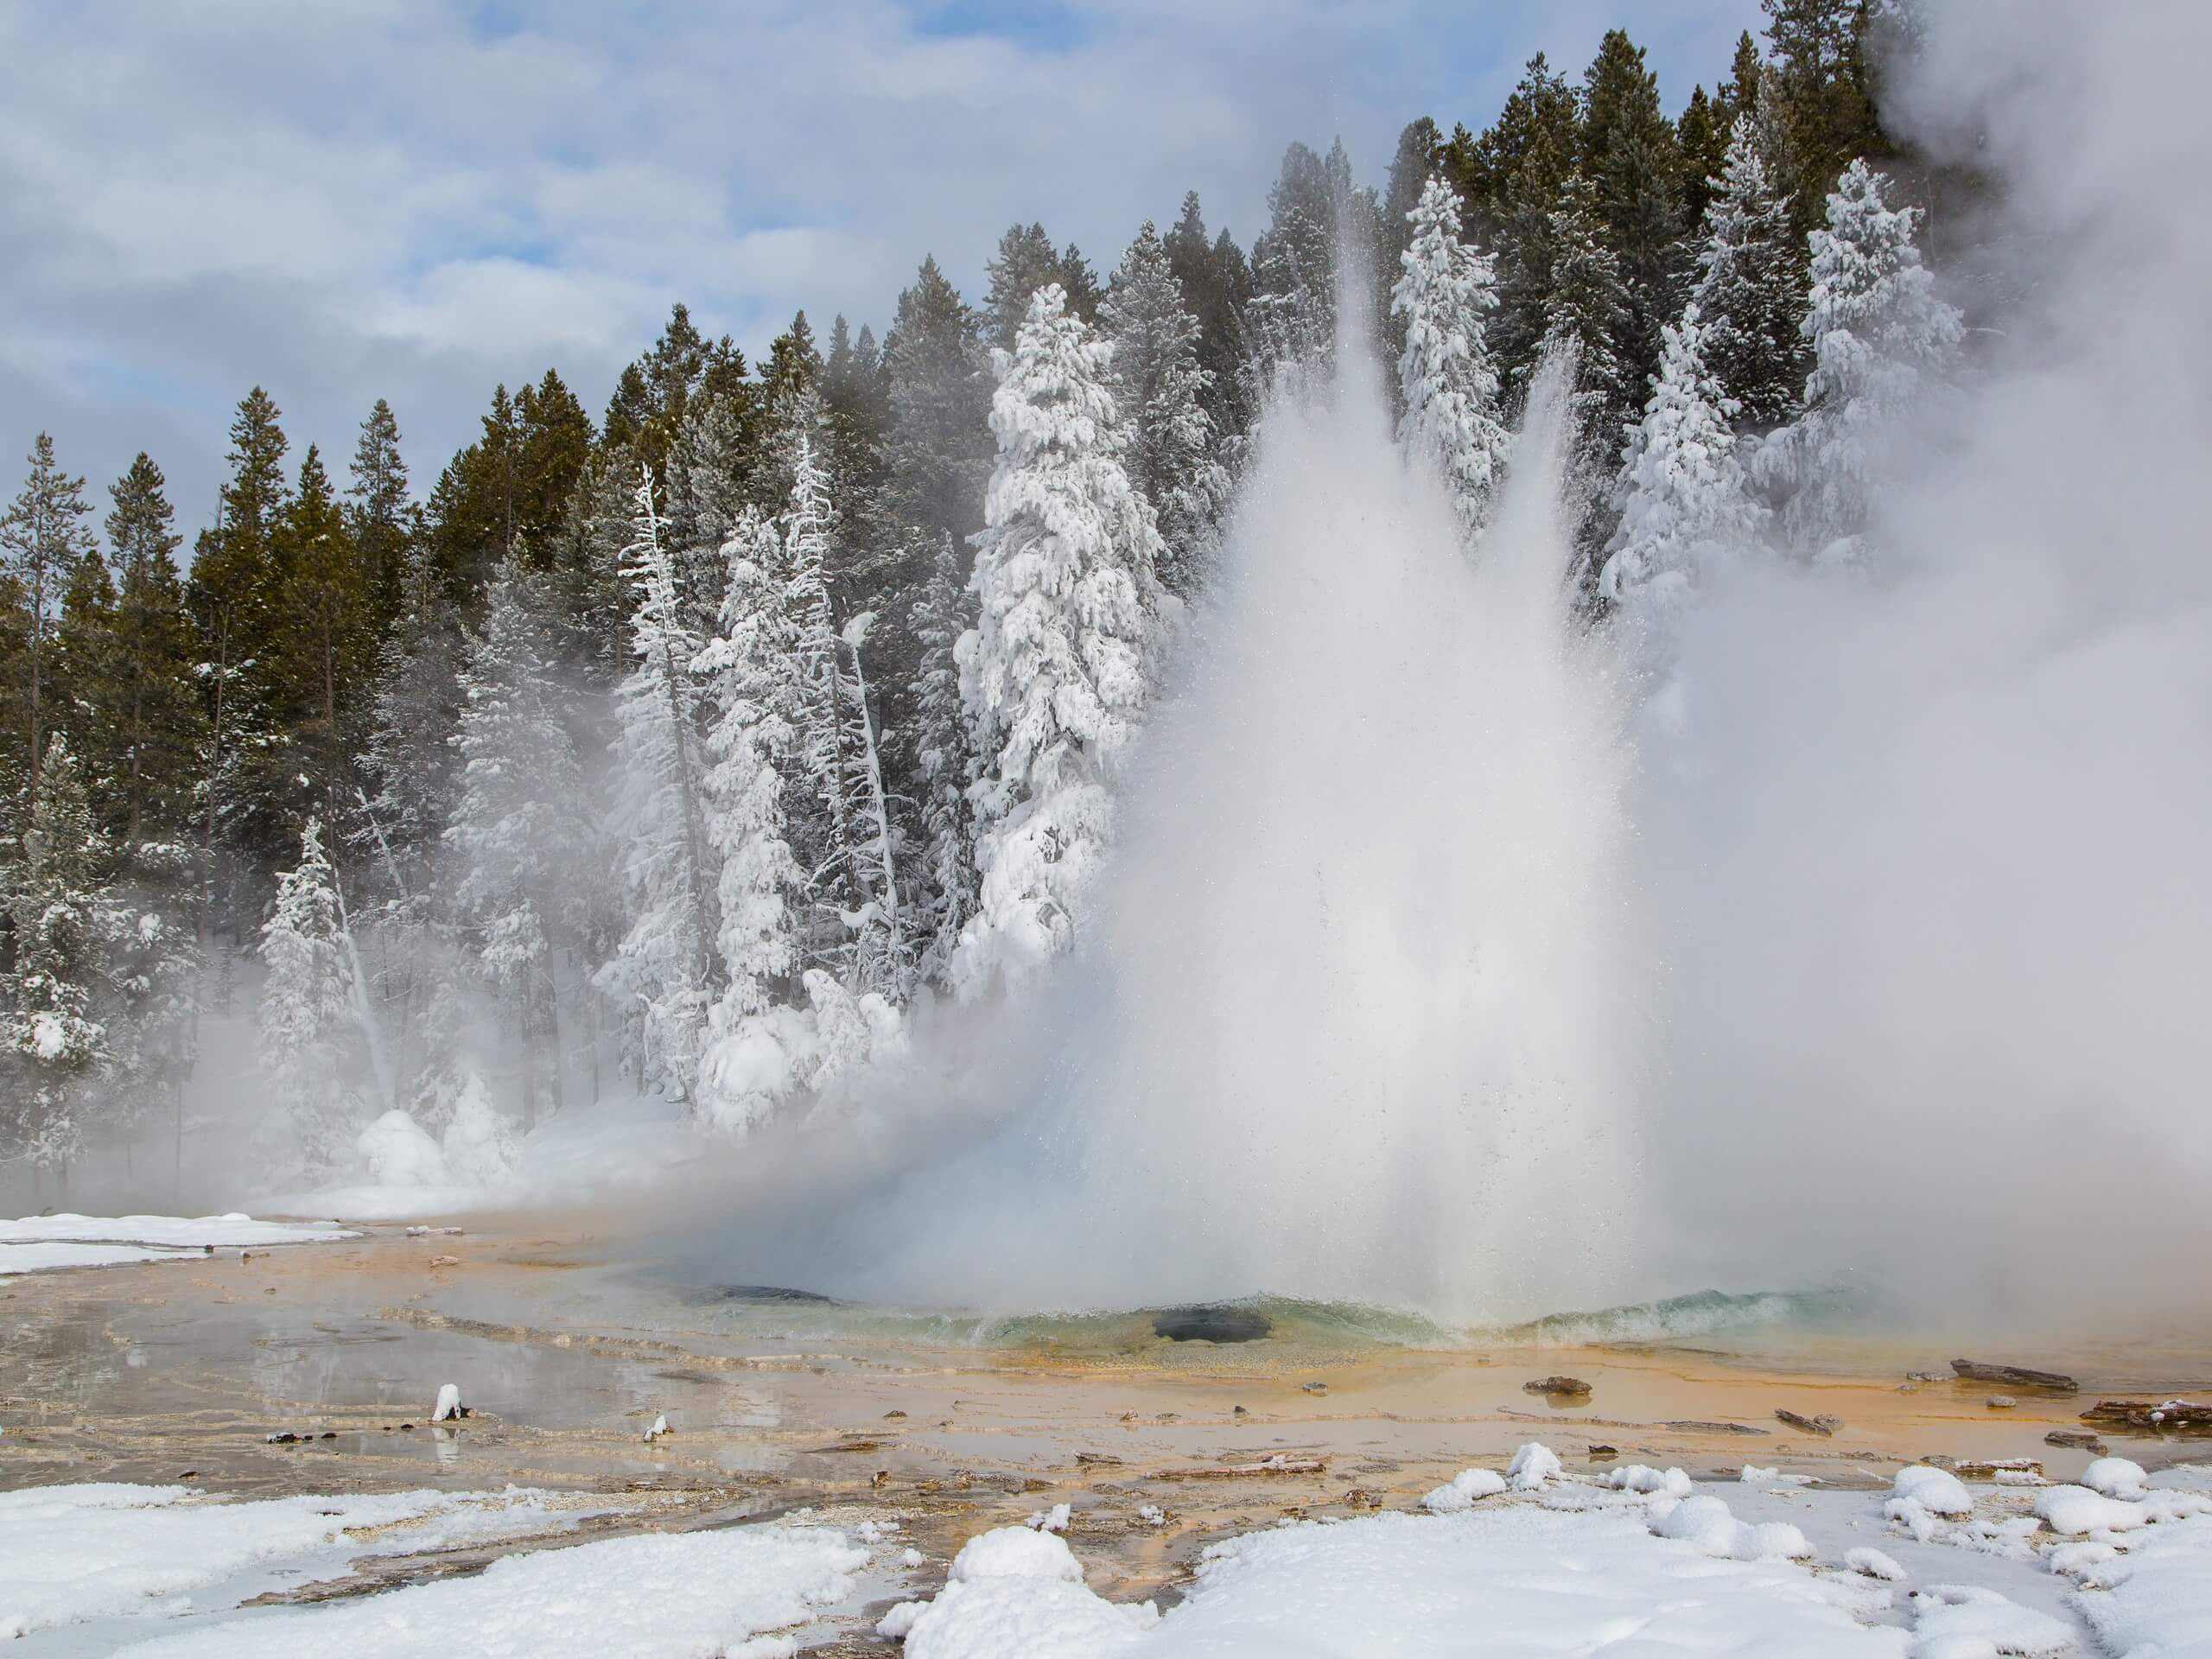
[0,0,1755,531]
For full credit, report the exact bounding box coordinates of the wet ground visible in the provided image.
[5,1212,2209,1630]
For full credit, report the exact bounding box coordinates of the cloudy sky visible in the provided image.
[0,0,1758,541]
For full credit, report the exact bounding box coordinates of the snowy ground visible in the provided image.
[881,1448,2212,1658]
[8,1451,2210,1655]
[0,1213,358,1278]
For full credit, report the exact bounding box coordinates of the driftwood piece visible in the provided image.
[2079,1399,2212,1432]
[1151,1456,1327,1481]
[2044,1430,2107,1452]
[1663,1420,1770,1436]
[1950,1359,2078,1393]
[1775,1410,1841,1437]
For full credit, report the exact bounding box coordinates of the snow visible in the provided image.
[1608,1463,1694,1498]
[1420,1466,1507,1512]
[0,1212,354,1248]
[2079,1456,2149,1499]
[1849,1548,1910,1582]
[2068,1512,2212,1656]
[1906,1582,2075,1658]
[1024,1502,1071,1533]
[0,1483,622,1642]
[110,1523,871,1658]
[1891,1465,1976,1519]
[1506,1440,1563,1491]
[2034,1483,2154,1535]
[431,1382,462,1422]
[1648,1493,1813,1561]
[888,1503,1908,1657]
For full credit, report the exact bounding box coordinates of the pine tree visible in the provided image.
[1758,159,1961,563]
[54,541,121,814]
[1446,53,1583,391]
[820,315,893,604]
[598,472,719,1104]
[1763,0,1886,235]
[275,445,370,816]
[1689,111,1811,431]
[1162,193,1255,446]
[1247,139,1359,387]
[884,257,992,551]
[1601,305,1768,613]
[347,398,411,630]
[904,531,975,988]
[1101,222,1229,594]
[102,455,206,844]
[447,557,590,1124]
[985,224,1103,353]
[2,736,112,1185]
[661,385,756,646]
[2,435,98,796]
[356,541,461,898]
[954,287,1172,997]
[1542,175,1635,425]
[1392,175,1512,542]
[257,817,362,1177]
[1581,29,1687,397]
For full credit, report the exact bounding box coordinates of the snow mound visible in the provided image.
[1891,1465,1975,1519]
[106,1522,868,1657]
[2034,1484,2149,1535]
[1608,1464,1694,1498]
[440,1077,523,1186]
[2068,1511,2212,1657]
[2079,1456,2148,1500]
[894,1525,1154,1658]
[356,1109,449,1188]
[1420,1468,1508,1512]
[1847,1547,1908,1582]
[949,1525,1085,1585]
[1506,1441,1562,1491]
[1649,1494,1812,1562]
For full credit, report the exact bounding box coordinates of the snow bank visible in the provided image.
[356,1109,448,1188]
[2034,1483,2152,1535]
[1649,1493,1812,1562]
[0,1484,612,1641]
[885,1503,1904,1656]
[112,1523,870,1657]
[2078,1456,2148,1500]
[0,1213,354,1248]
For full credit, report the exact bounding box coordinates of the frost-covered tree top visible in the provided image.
[1689,111,1808,431]
[1391,175,1512,542]
[1601,304,1767,613]
[1101,222,1225,596]
[1541,175,1633,423]
[1760,158,1963,563]
[258,816,361,1173]
[956,284,1171,995]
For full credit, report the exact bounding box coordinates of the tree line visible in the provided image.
[0,0,1959,1190]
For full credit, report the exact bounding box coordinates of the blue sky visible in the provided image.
[0,0,1761,539]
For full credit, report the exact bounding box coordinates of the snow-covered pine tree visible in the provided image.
[357,542,461,899]
[597,471,721,1106]
[1541,175,1635,429]
[1,736,112,1188]
[1100,223,1228,596]
[904,531,976,988]
[953,285,1173,998]
[257,817,362,1178]
[695,506,805,1131]
[780,435,900,989]
[446,556,591,1125]
[833,612,903,995]
[1391,174,1513,543]
[1600,304,1768,613]
[1688,111,1808,431]
[1758,158,1963,564]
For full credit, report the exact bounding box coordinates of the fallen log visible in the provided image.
[1950,1360,2078,1393]
[2044,1430,2106,1452]
[1776,1410,1841,1437]
[2078,1399,2212,1432]
[1151,1455,1327,1481]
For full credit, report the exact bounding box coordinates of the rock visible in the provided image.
[1523,1376,1592,1399]
[1950,1458,2042,1480]
[1152,1455,1327,1481]
[1775,1410,1840,1437]
[1586,1444,1618,1459]
[1075,1452,1122,1466]
[1302,1382,1329,1395]
[2045,1430,2106,1452]
[1232,1405,1249,1418]
[264,1432,300,1444]
[1665,1421,1770,1436]
[883,1409,907,1421]
[429,1255,461,1268]
[1986,1395,2018,1409]
[1950,1359,2077,1393]
[1906,1371,1944,1383]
